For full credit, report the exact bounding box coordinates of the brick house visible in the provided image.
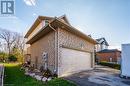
[24,15,97,77]
[96,49,121,63]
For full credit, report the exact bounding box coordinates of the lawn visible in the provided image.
[4,63,76,86]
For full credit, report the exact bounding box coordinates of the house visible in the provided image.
[95,37,109,52]
[96,49,121,63]
[24,15,97,77]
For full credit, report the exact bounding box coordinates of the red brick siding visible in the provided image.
[96,51,121,62]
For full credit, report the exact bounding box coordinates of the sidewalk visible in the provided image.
[0,64,4,86]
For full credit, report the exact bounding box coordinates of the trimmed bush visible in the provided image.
[99,62,120,70]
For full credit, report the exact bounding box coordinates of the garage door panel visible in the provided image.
[59,48,91,76]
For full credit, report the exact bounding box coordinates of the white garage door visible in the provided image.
[59,48,92,77]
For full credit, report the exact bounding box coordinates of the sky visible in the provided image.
[0,0,130,49]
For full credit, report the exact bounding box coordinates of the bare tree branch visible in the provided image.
[0,28,18,55]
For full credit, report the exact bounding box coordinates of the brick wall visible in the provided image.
[30,31,55,72]
[96,51,121,62]
[58,28,95,68]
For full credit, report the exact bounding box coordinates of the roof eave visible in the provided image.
[24,16,54,38]
[26,25,53,44]
[26,18,97,45]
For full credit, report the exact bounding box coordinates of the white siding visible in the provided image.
[121,44,130,77]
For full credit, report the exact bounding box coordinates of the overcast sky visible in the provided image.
[0,0,129,49]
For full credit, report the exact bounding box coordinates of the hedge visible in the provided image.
[99,62,121,70]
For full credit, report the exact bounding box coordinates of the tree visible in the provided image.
[0,28,26,62]
[0,52,8,62]
[0,29,17,56]
[13,34,26,62]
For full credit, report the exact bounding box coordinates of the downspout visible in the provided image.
[57,28,59,76]
[48,24,57,73]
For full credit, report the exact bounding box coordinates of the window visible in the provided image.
[44,20,49,26]
[110,57,112,62]
[80,42,84,49]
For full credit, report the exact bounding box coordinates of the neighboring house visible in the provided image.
[24,15,97,77]
[95,37,109,52]
[96,49,121,63]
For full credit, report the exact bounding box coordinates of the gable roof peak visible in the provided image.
[96,37,109,46]
[58,14,70,25]
[58,14,66,18]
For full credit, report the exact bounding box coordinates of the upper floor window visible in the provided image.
[44,20,49,26]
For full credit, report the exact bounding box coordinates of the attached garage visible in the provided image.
[59,48,92,77]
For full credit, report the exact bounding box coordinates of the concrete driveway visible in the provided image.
[65,65,130,86]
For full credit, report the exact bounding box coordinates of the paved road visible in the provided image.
[65,65,130,86]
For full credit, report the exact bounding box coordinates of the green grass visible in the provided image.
[4,63,76,86]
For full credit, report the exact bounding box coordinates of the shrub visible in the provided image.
[99,62,120,70]
[43,68,52,78]
[53,73,58,78]
[8,55,17,62]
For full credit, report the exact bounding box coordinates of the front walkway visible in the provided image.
[65,65,130,86]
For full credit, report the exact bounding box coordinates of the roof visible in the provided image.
[26,16,97,44]
[97,49,121,53]
[96,37,109,46]
[25,15,70,38]
[25,16,54,38]
[58,15,71,25]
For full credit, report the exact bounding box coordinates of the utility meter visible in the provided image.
[42,52,48,62]
[42,52,48,70]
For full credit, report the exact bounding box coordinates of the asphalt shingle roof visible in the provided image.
[97,49,121,53]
